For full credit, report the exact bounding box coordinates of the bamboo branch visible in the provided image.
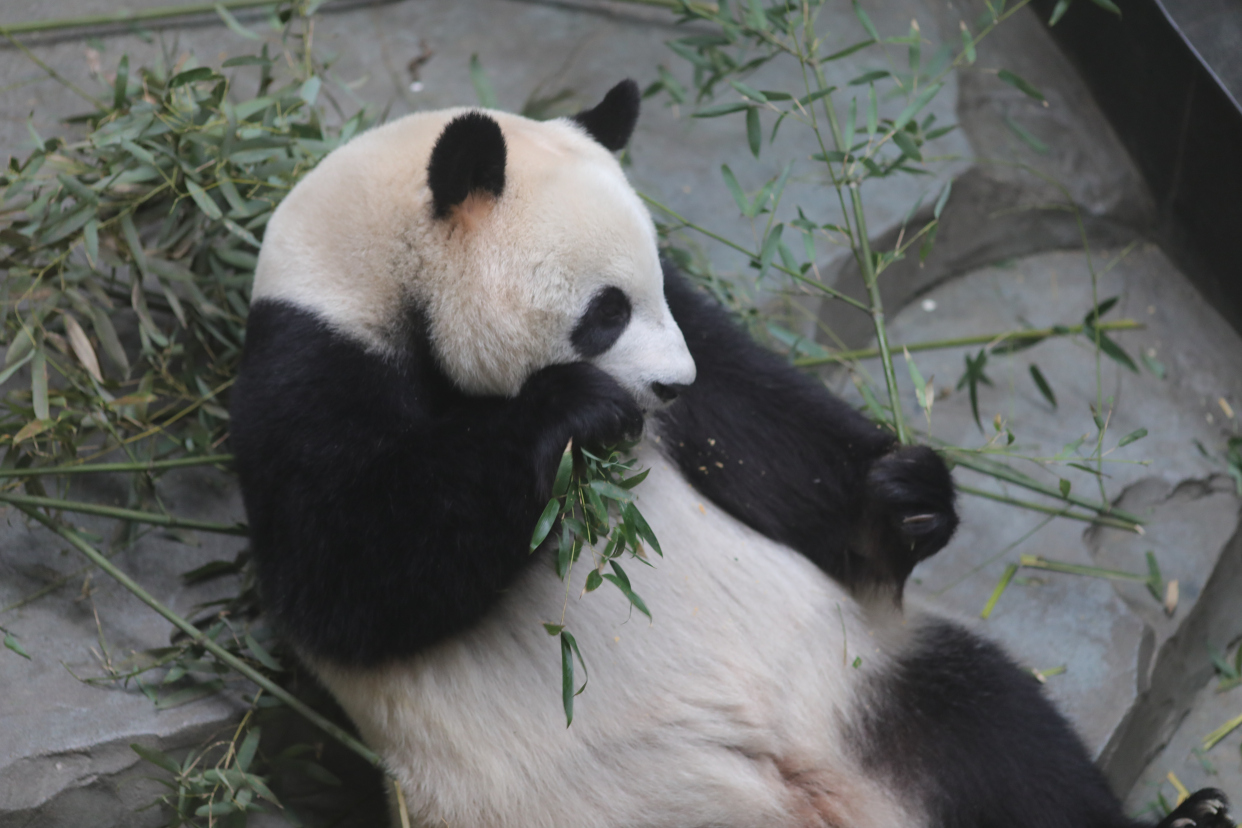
[12,504,386,772]
[956,484,1140,532]
[794,320,1143,366]
[0,492,247,536]
[0,0,280,37]
[0,454,234,477]
[945,449,1145,526]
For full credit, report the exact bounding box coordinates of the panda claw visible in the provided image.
[1156,789,1235,828]
[862,445,958,586]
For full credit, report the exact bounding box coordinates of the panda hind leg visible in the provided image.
[861,444,959,588]
[1154,789,1235,828]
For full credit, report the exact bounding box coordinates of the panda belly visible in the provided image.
[311,440,924,828]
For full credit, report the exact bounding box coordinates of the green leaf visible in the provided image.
[746,106,761,157]
[997,69,1045,101]
[543,623,564,635]
[4,632,31,660]
[758,223,784,277]
[960,22,976,64]
[298,76,321,106]
[853,0,881,41]
[1029,364,1057,408]
[31,349,49,421]
[235,727,261,772]
[824,39,877,62]
[1088,0,1121,16]
[720,164,748,216]
[729,80,767,103]
[169,67,219,88]
[955,348,993,431]
[1118,427,1148,448]
[1141,351,1167,379]
[530,498,561,550]
[866,83,878,136]
[1005,115,1048,153]
[617,467,650,489]
[185,179,223,221]
[608,559,631,590]
[215,3,261,39]
[1086,326,1139,373]
[848,70,889,86]
[892,130,922,161]
[891,83,942,133]
[113,54,130,109]
[933,180,952,219]
[1059,478,1072,497]
[1084,295,1120,323]
[131,743,180,775]
[469,54,498,109]
[692,101,750,118]
[83,219,99,267]
[796,86,837,108]
[843,97,857,152]
[1048,0,1072,25]
[156,679,224,709]
[244,633,281,671]
[559,630,588,726]
[589,480,634,502]
[552,450,573,498]
[622,502,662,556]
[585,569,603,592]
[603,573,652,620]
[746,0,768,31]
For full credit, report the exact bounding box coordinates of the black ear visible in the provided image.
[571,80,640,152]
[427,112,507,218]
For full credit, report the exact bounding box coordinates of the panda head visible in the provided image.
[253,80,696,411]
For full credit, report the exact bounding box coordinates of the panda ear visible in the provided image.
[427,112,507,219]
[571,80,640,152]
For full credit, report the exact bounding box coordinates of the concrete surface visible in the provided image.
[1,0,1239,824]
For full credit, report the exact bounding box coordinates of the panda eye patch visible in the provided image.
[571,286,632,358]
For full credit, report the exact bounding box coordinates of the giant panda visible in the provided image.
[229,80,1234,828]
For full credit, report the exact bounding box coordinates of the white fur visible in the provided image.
[313,442,923,828]
[253,108,695,408]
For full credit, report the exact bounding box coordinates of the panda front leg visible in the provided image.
[655,263,957,596]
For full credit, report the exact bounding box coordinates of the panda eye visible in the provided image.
[571,286,632,358]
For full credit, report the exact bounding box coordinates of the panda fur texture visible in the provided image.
[229,81,1234,828]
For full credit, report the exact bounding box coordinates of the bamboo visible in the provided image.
[0,0,280,36]
[956,484,1140,532]
[946,450,1144,526]
[0,454,234,477]
[0,491,247,536]
[13,504,385,771]
[794,320,1142,367]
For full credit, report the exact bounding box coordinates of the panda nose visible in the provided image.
[651,382,689,402]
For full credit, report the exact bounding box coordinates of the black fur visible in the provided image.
[571,80,641,151]
[229,300,640,665]
[655,265,958,593]
[427,112,506,219]
[852,622,1233,828]
[572,286,632,358]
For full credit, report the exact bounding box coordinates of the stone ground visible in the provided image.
[0,0,1239,825]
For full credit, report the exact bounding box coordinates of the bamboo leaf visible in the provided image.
[235,727,261,772]
[997,69,1045,102]
[1029,364,1057,408]
[1118,427,1148,448]
[215,3,262,40]
[852,0,881,41]
[530,499,561,550]
[1048,0,1072,25]
[1088,0,1122,16]
[131,743,180,775]
[746,106,761,157]
[891,83,942,133]
[720,164,748,216]
[31,349,49,421]
[469,54,498,109]
[4,632,31,659]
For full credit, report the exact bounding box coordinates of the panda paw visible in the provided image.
[864,445,958,579]
[1157,790,1234,828]
[521,362,644,453]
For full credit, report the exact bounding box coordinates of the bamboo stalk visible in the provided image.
[956,484,1141,532]
[794,320,1143,367]
[0,0,280,36]
[13,504,385,771]
[0,491,247,536]
[946,449,1144,526]
[0,454,234,477]
[1019,554,1150,582]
